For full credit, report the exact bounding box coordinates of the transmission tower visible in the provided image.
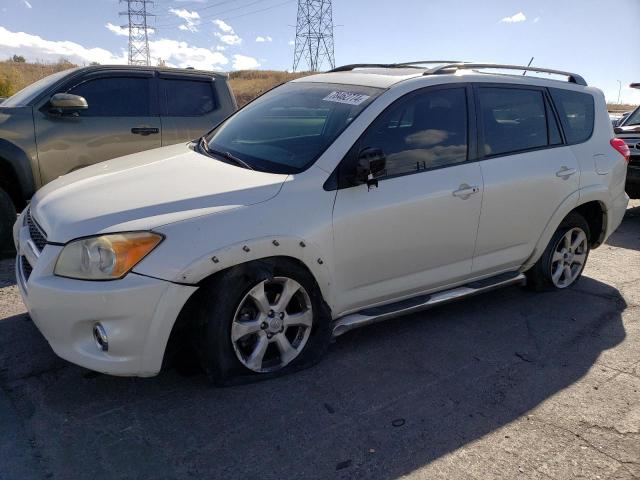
[293,0,335,72]
[119,0,153,66]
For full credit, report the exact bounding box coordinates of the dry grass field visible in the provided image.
[0,59,635,112]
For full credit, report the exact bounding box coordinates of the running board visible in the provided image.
[332,272,526,337]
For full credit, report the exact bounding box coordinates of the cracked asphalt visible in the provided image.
[0,201,638,480]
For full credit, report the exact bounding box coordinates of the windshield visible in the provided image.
[622,106,640,127]
[1,69,73,108]
[205,82,383,173]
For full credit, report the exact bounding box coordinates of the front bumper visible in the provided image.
[14,220,197,377]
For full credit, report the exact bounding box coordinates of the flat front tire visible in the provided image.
[193,259,331,386]
[525,212,590,291]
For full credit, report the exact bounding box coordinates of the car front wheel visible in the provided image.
[193,259,331,385]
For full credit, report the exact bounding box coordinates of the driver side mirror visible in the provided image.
[49,93,88,115]
[354,147,386,190]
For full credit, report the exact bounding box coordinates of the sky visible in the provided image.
[0,0,639,103]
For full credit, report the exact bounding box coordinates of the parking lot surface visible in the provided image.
[0,202,639,480]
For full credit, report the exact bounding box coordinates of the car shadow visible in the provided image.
[605,204,640,250]
[0,275,626,479]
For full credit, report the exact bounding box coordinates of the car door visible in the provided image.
[34,71,161,185]
[331,85,484,313]
[471,84,580,275]
[158,73,231,146]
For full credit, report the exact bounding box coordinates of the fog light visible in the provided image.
[93,323,108,352]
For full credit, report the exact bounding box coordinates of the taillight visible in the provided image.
[610,138,630,163]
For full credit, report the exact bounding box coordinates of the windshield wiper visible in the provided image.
[197,136,254,170]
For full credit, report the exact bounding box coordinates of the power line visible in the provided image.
[154,0,296,28]
[119,0,154,66]
[293,0,335,72]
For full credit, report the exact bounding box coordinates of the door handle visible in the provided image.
[452,183,480,200]
[131,127,159,136]
[556,166,577,179]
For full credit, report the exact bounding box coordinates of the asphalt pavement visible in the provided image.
[0,201,638,480]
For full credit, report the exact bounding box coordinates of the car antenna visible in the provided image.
[522,57,535,76]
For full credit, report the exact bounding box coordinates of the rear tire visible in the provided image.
[0,188,16,256]
[192,259,331,386]
[525,212,590,292]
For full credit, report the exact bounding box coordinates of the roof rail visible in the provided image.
[328,61,462,73]
[328,63,414,72]
[425,63,588,86]
[631,83,640,89]
[395,60,464,67]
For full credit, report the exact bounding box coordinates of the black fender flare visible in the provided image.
[0,138,36,203]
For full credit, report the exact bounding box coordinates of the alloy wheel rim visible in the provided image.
[550,227,588,288]
[231,277,313,373]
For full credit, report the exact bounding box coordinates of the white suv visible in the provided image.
[14,62,630,384]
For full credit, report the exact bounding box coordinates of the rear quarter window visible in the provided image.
[160,78,218,116]
[549,88,595,145]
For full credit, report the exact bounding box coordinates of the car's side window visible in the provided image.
[358,87,468,178]
[548,88,595,144]
[67,77,151,117]
[160,78,218,116]
[478,87,556,157]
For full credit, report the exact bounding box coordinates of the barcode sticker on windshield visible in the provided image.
[323,91,370,106]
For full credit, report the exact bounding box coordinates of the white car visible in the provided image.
[14,62,630,384]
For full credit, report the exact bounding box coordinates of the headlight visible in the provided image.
[54,232,163,280]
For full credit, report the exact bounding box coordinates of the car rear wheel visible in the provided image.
[526,213,590,291]
[193,259,331,385]
[0,188,16,256]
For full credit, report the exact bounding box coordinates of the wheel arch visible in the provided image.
[161,254,332,372]
[522,190,609,271]
[0,138,37,209]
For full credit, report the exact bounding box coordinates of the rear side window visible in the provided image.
[478,87,560,156]
[68,77,151,116]
[358,87,468,177]
[549,88,595,144]
[160,78,217,116]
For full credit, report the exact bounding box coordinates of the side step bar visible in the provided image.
[332,272,526,337]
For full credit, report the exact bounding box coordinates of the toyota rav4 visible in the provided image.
[14,62,630,385]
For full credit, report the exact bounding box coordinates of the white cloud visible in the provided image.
[105,22,128,37]
[215,33,242,45]
[288,40,295,46]
[255,36,273,43]
[213,19,234,33]
[500,12,526,23]
[232,54,260,70]
[0,26,230,71]
[22,0,32,8]
[170,8,201,32]
[533,16,540,23]
[213,19,242,45]
[149,38,228,70]
[215,45,226,51]
[0,26,127,64]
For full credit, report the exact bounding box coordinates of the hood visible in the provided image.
[31,143,289,243]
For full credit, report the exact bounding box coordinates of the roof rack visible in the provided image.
[425,63,587,86]
[328,60,462,73]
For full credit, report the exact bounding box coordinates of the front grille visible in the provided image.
[26,209,47,251]
[20,256,32,281]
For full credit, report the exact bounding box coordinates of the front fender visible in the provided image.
[164,235,335,310]
[0,138,37,199]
